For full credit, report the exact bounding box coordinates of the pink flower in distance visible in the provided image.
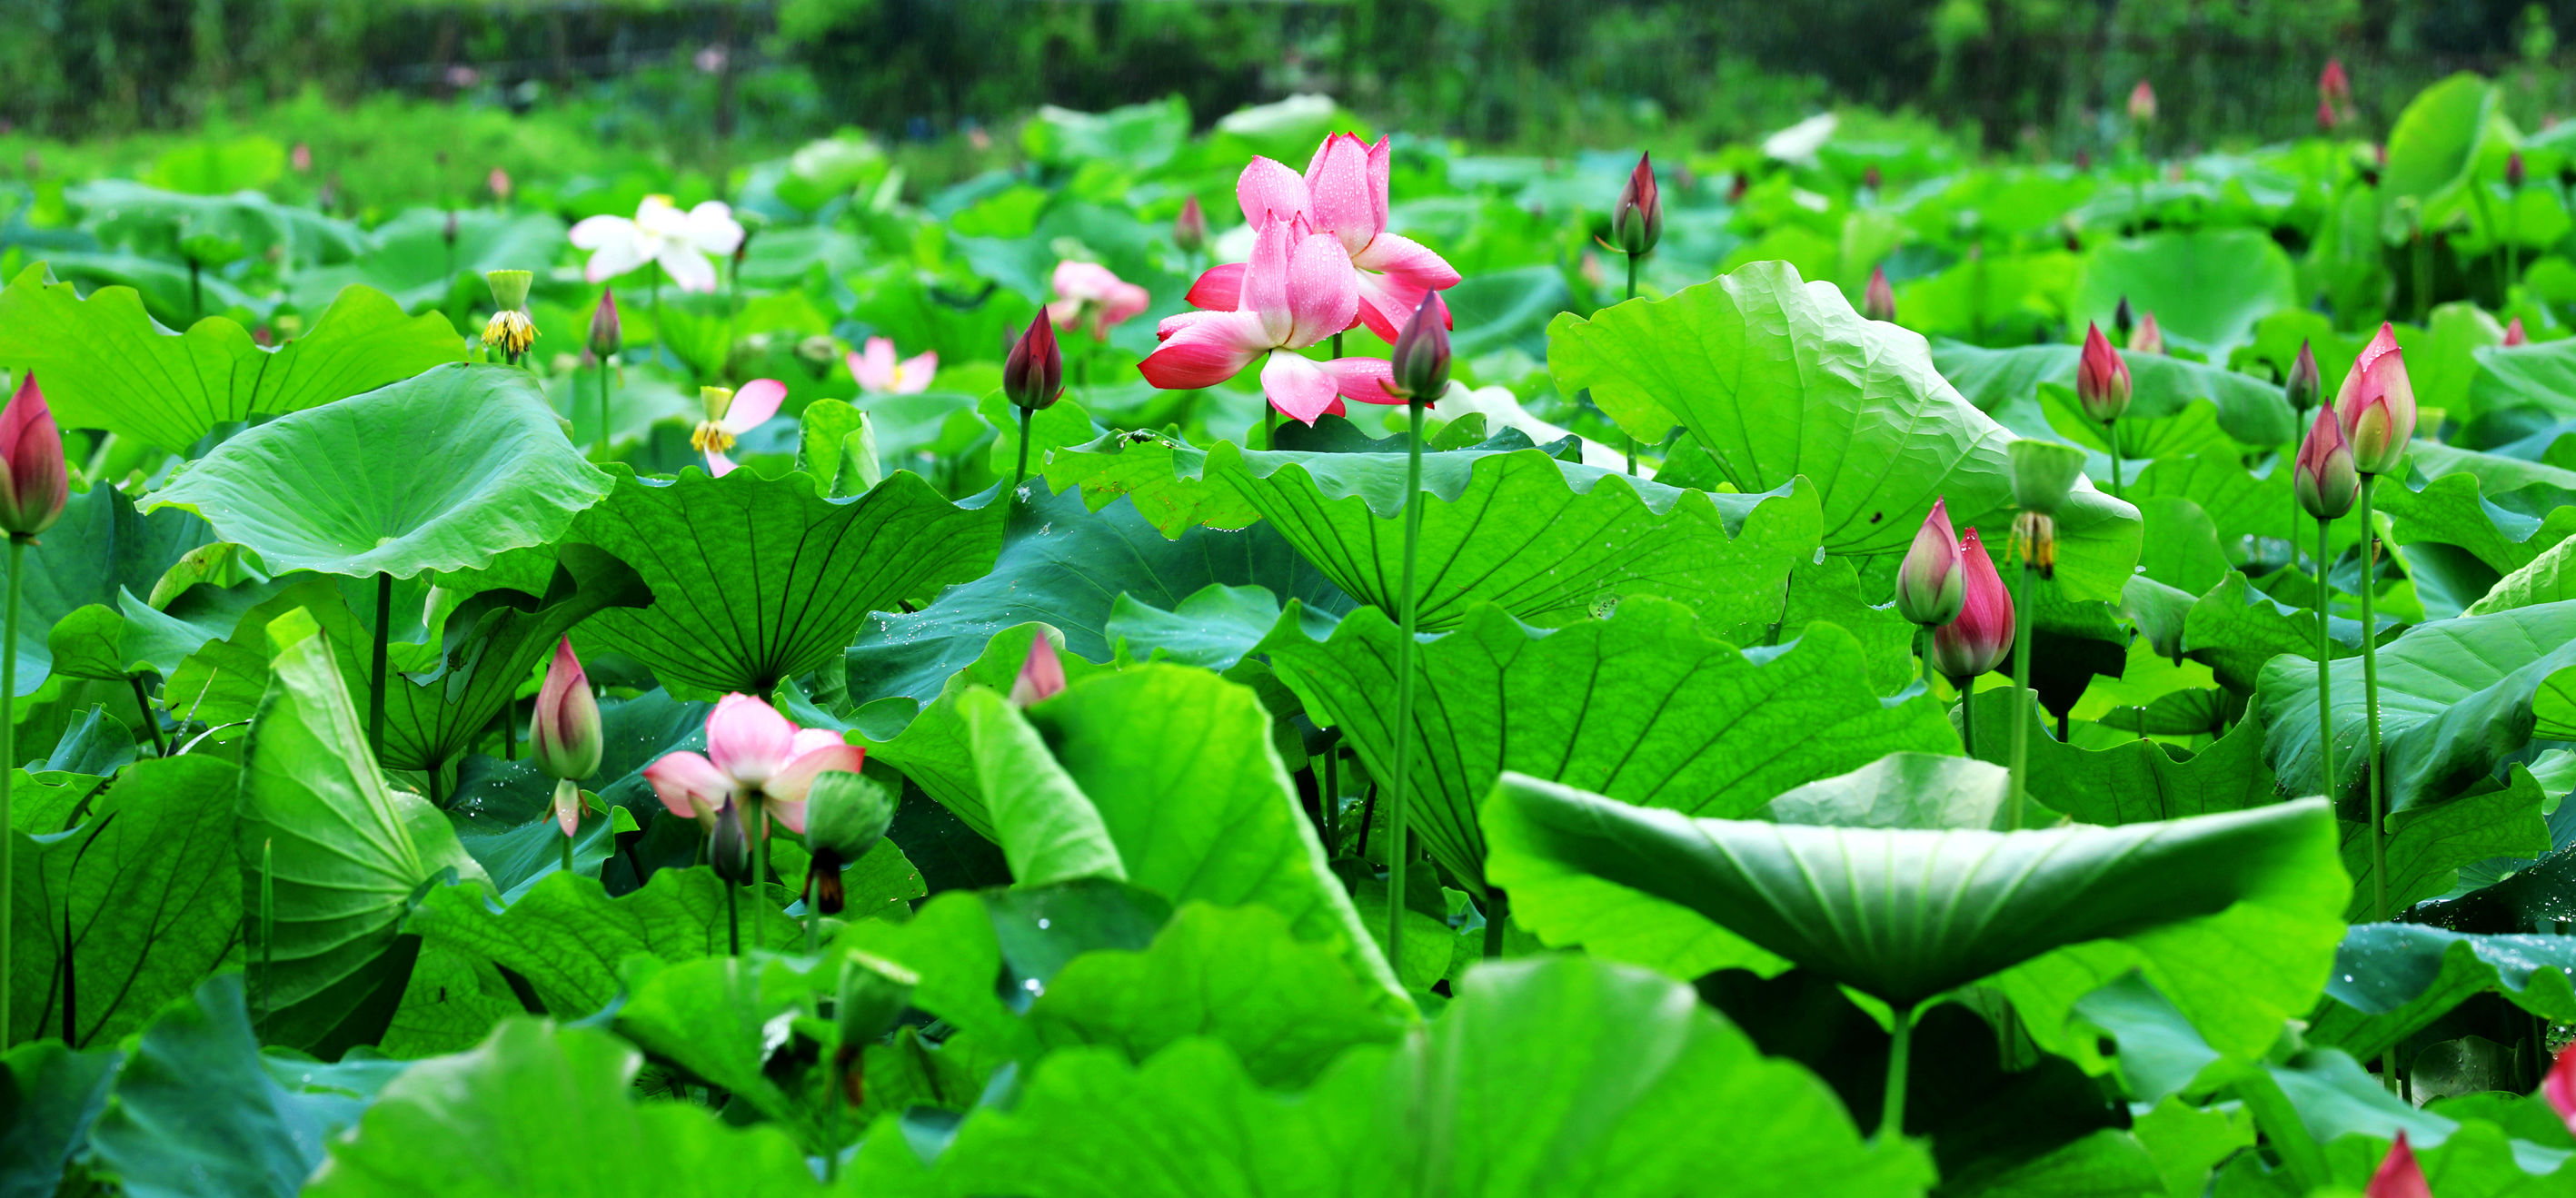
[644,693,865,837]
[1047,261,1151,341]
[689,379,786,478]
[848,337,937,393]
[2506,316,2531,347]
[2545,1041,2576,1136]
[1010,635,1066,707]
[1185,133,1462,342]
[1141,213,1396,424]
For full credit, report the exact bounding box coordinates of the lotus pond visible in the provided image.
[16,68,2576,1198]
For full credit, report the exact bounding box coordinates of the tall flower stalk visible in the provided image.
[646,694,866,955]
[1607,153,1660,475]
[587,289,622,461]
[1378,293,1449,975]
[0,372,68,1042]
[2334,324,2414,926]
[2293,406,2358,828]
[2077,323,2132,497]
[1005,317,1065,491]
[2002,441,2085,829]
[2283,342,2323,563]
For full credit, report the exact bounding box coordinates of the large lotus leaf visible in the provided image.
[1934,341,2296,451]
[46,571,294,684]
[9,755,241,1048]
[406,866,804,1017]
[2311,923,2576,1061]
[2338,768,2551,924]
[0,1038,120,1198]
[1484,772,2339,1010]
[863,624,1115,837]
[240,613,487,1055]
[2257,599,2576,812]
[2069,229,2300,355]
[1962,686,2278,825]
[844,477,1345,721]
[145,363,610,579]
[2468,337,2576,424]
[2384,73,2515,218]
[2375,467,2576,578]
[1548,260,2141,602]
[288,208,569,313]
[1763,752,2014,830]
[571,465,1000,697]
[0,262,462,450]
[2467,532,2576,614]
[301,1019,823,1198]
[886,956,1931,1198]
[2265,1050,2574,1182]
[0,482,213,697]
[960,686,1128,887]
[1259,599,1956,888]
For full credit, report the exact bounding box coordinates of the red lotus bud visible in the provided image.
[1612,153,1662,257]
[2508,317,2531,347]
[0,372,67,538]
[2365,1132,2430,1198]
[291,143,313,173]
[1010,634,1066,706]
[1004,317,1063,411]
[2293,405,2359,521]
[2127,310,2163,356]
[1928,527,2013,684]
[2317,97,2340,134]
[1384,292,1452,403]
[588,289,622,361]
[2320,59,2351,106]
[1863,163,1883,191]
[2285,340,2322,411]
[1864,265,1896,323]
[2128,80,2157,124]
[488,167,512,204]
[2076,323,2133,424]
[2510,152,2528,190]
[2334,322,2416,476]
[1174,195,1208,255]
[531,637,603,782]
[1895,497,1964,628]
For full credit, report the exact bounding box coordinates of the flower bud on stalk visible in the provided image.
[1895,498,1964,628]
[1611,153,1662,257]
[2076,323,2132,424]
[588,289,622,363]
[710,798,752,884]
[0,373,67,540]
[1864,265,1896,323]
[2510,152,2528,191]
[1928,528,2013,683]
[488,167,512,205]
[2507,317,2531,347]
[532,637,603,835]
[2113,296,2134,340]
[1010,635,1067,707]
[2285,340,2322,413]
[2127,310,2164,356]
[1862,163,1883,192]
[831,952,920,1105]
[803,771,897,916]
[1174,195,1208,256]
[1003,317,1063,411]
[1382,292,1452,404]
[2011,510,2058,580]
[2293,405,2360,521]
[2334,322,2416,476]
[2128,80,2157,124]
[2320,58,2351,107]
[481,270,536,361]
[2007,439,2089,518]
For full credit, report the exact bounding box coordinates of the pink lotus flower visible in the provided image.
[1010,635,1066,707]
[2366,1133,2430,1198]
[2293,404,2358,521]
[1047,262,1151,341]
[848,337,936,393]
[1928,527,2012,683]
[0,372,67,538]
[2506,316,2531,347]
[1140,213,1395,424]
[2546,1041,2576,1134]
[568,195,744,292]
[2077,323,2133,424]
[644,693,865,837]
[688,379,786,478]
[1185,133,1462,342]
[2334,322,2415,476]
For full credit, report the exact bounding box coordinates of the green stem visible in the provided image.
[1484,887,1508,959]
[1322,742,1340,852]
[754,798,772,931]
[2317,517,2336,807]
[188,259,203,324]
[3,537,20,1045]
[1960,673,1976,757]
[258,837,274,1035]
[560,824,575,876]
[651,265,664,370]
[1387,397,1428,975]
[2360,475,2388,924]
[1626,253,1640,476]
[2007,559,2035,831]
[1880,1004,1915,1141]
[806,892,821,955]
[369,572,391,765]
[2106,421,2122,498]
[130,675,166,757]
[596,361,611,461]
[1264,407,1277,449]
[1014,403,1033,490]
[726,869,741,956]
[1916,628,1933,698]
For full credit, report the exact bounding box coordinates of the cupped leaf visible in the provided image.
[145,363,611,579]
[1484,772,2340,1010]
[1548,259,2141,601]
[2310,923,2576,1061]
[1260,599,1956,888]
[571,465,1000,698]
[0,262,462,450]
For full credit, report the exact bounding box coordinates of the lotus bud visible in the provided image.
[2076,323,2132,424]
[1003,317,1063,411]
[1010,634,1067,707]
[291,142,313,173]
[2333,322,2415,476]
[2317,97,2339,134]
[2510,152,2528,190]
[2285,340,2322,413]
[588,289,622,361]
[2007,438,2088,517]
[2507,316,2531,347]
[1174,195,1208,255]
[2011,510,2058,579]
[2127,310,2163,356]
[1383,292,1452,403]
[2544,1043,2576,1134]
[831,951,921,1104]
[803,771,898,916]
[2320,58,2351,106]
[488,167,512,204]
[0,373,67,539]
[2074,148,2093,173]
[1864,265,1896,323]
[2293,405,2360,521]
[1612,153,1662,257]
[1862,163,1883,192]
[2128,80,2157,124]
[1895,497,1965,628]
[1928,527,2013,684]
[710,798,752,884]
[2113,295,2134,339]
[531,637,602,781]
[2365,1133,2429,1198]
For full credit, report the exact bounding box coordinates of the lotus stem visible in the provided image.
[1387,395,1428,975]
[1321,740,1340,850]
[726,873,741,956]
[651,265,664,370]
[1959,674,1976,757]
[1880,1003,1915,1141]
[2360,475,2388,924]
[755,800,773,933]
[188,258,204,323]
[1626,253,1639,475]
[2106,421,2123,498]
[560,825,574,876]
[596,360,612,461]
[2006,559,2035,831]
[1,537,19,1043]
[130,675,166,757]
[258,837,274,1035]
[2316,517,2335,811]
[1014,404,1033,490]
[369,572,392,766]
[1484,887,1508,960]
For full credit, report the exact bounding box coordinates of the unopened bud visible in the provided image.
[2285,340,2322,412]
[0,372,67,539]
[1010,634,1067,707]
[1895,497,1964,628]
[1003,317,1064,411]
[1383,292,1452,403]
[2128,311,2164,356]
[2113,295,2134,339]
[710,799,752,884]
[2510,153,2528,190]
[531,638,602,781]
[1612,153,1662,257]
[588,289,622,361]
[2076,323,2132,424]
[1864,265,1896,323]
[1174,195,1208,255]
[2293,405,2360,521]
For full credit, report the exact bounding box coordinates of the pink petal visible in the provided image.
[704,448,738,478]
[1283,231,1361,347]
[1303,134,1382,257]
[723,378,787,433]
[644,751,731,818]
[568,214,633,250]
[788,728,846,757]
[1365,137,1392,236]
[896,351,937,392]
[1354,272,1447,342]
[850,338,896,390]
[1236,156,1312,226]
[767,743,868,806]
[1351,231,1462,291]
[1046,297,1084,329]
[1051,260,1123,302]
[706,693,798,786]
[764,798,807,836]
[1321,357,1402,407]
[1140,312,1270,389]
[1156,309,1234,342]
[1186,262,1246,312]
[1101,282,1150,328]
[1241,215,1298,342]
[1260,351,1344,424]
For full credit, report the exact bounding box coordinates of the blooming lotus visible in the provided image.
[1141,213,1395,424]
[848,337,937,394]
[689,379,786,478]
[1895,498,1964,629]
[0,373,67,539]
[1186,133,1461,342]
[643,693,865,837]
[1048,261,1150,340]
[568,194,744,292]
[2293,405,2358,521]
[2076,323,2131,424]
[2334,322,2415,476]
[1928,527,2012,683]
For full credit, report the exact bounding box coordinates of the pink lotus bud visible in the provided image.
[1612,153,1662,257]
[2546,1042,2576,1134]
[588,289,622,361]
[0,372,67,539]
[2320,59,2351,106]
[1895,497,1964,628]
[1003,317,1063,411]
[2128,80,2157,124]
[2293,405,2359,521]
[1010,635,1066,707]
[1928,528,2013,683]
[2366,1133,2430,1198]
[1862,163,1883,191]
[2317,96,2340,134]
[1384,292,1452,403]
[291,142,313,173]
[2076,323,2133,424]
[2510,152,2528,190]
[2507,316,2531,347]
[531,638,603,782]
[2286,340,2322,411]
[1174,195,1208,255]
[2334,322,2416,476]
[2127,310,2164,356]
[1864,265,1896,323]
[488,167,512,204]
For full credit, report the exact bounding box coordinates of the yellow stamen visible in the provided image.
[480,310,537,357]
[691,421,736,455]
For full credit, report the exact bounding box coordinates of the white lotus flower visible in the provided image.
[568,195,743,292]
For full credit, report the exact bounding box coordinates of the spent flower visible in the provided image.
[687,379,787,478]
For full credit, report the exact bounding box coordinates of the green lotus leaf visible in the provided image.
[2375,467,2576,578]
[2383,73,2516,221]
[2070,229,2300,355]
[1762,751,2012,829]
[0,1037,120,1198]
[1260,599,1956,889]
[1963,686,2278,825]
[2466,532,2576,614]
[0,262,461,450]
[145,363,611,579]
[0,482,213,697]
[571,464,1000,698]
[2338,767,2550,923]
[863,624,1114,836]
[407,866,802,1017]
[1548,259,2141,602]
[2311,923,2576,1061]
